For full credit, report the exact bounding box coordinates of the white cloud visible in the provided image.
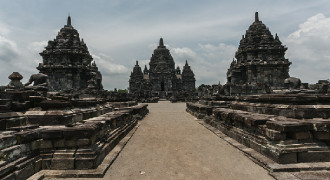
[0,36,19,62]
[28,41,47,54]
[288,13,330,39]
[171,43,236,86]
[284,13,330,83]
[92,53,129,75]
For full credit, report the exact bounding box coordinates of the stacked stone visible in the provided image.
[37,16,103,91]
[226,12,291,95]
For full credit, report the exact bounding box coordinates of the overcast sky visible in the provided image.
[0,0,330,90]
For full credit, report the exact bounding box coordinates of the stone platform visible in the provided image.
[0,102,148,180]
[186,94,330,164]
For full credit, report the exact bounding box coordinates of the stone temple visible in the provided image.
[129,38,196,99]
[225,12,291,95]
[37,16,103,91]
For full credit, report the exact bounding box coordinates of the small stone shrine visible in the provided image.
[129,38,196,100]
[37,16,103,91]
[226,12,291,95]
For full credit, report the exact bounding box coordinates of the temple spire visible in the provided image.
[136,60,138,65]
[159,38,164,46]
[67,15,72,26]
[185,60,188,66]
[255,12,259,22]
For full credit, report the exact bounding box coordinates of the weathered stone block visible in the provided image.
[41,158,51,169]
[41,129,63,139]
[287,131,312,140]
[50,158,75,170]
[75,158,95,169]
[40,140,53,149]
[298,151,330,162]
[53,150,75,158]
[1,145,22,161]
[0,135,17,150]
[265,129,286,141]
[14,162,35,180]
[313,132,330,140]
[53,139,65,148]
[76,139,90,147]
[31,139,41,150]
[34,159,42,173]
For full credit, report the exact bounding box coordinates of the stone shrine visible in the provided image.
[226,12,291,95]
[37,16,103,91]
[129,38,196,99]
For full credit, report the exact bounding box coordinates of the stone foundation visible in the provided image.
[0,102,149,179]
[187,94,330,164]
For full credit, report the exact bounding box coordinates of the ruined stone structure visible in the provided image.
[226,12,291,95]
[0,17,150,180]
[37,16,103,91]
[187,94,330,165]
[129,38,196,99]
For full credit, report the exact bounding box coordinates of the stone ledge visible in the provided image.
[198,120,330,173]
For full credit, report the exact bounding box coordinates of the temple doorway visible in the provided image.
[161,81,165,91]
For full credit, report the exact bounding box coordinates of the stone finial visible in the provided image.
[159,38,164,46]
[136,60,138,65]
[67,15,71,26]
[8,72,23,88]
[185,60,188,66]
[8,72,23,80]
[255,12,259,22]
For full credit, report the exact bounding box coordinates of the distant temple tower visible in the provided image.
[129,38,196,98]
[226,12,291,95]
[37,16,103,91]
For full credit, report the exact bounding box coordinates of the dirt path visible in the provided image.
[100,101,274,180]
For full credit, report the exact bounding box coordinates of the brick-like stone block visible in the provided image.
[0,135,17,150]
[41,158,51,169]
[50,158,75,170]
[265,129,286,141]
[40,140,53,149]
[75,158,95,169]
[34,159,42,173]
[76,139,90,147]
[53,139,65,148]
[313,132,330,140]
[277,153,297,164]
[31,139,41,150]
[14,162,35,180]
[298,151,330,162]
[287,131,312,140]
[41,129,63,139]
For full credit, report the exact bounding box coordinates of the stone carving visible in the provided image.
[284,77,301,89]
[24,73,48,87]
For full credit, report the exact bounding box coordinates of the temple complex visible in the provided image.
[225,12,291,95]
[37,16,103,91]
[0,12,329,180]
[129,38,196,100]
